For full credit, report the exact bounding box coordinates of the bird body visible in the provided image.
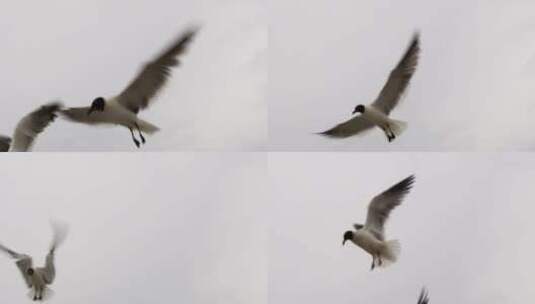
[0,221,68,301]
[60,27,198,148]
[343,175,414,270]
[321,33,419,142]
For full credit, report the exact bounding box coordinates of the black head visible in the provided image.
[352,104,365,115]
[342,231,353,246]
[87,97,106,115]
[26,268,34,276]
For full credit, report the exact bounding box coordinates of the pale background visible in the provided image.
[0,0,266,151]
[0,153,267,303]
[269,0,535,151]
[269,152,535,303]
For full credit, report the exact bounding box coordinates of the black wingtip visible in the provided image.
[389,174,415,194]
[417,287,429,304]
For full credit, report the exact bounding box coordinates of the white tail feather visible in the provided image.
[379,240,401,267]
[136,119,160,134]
[388,119,408,137]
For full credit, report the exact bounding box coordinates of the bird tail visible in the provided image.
[136,119,160,134]
[379,239,401,266]
[388,119,408,137]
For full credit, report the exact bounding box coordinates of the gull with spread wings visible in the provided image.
[320,33,420,142]
[61,27,198,148]
[0,221,68,301]
[342,175,415,270]
[0,102,62,152]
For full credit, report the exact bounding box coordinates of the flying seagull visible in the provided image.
[0,102,62,152]
[320,33,420,142]
[342,175,415,270]
[0,221,68,301]
[61,27,199,148]
[418,288,429,304]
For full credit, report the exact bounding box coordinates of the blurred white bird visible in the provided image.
[342,175,414,270]
[0,221,69,301]
[320,33,420,142]
[0,102,62,152]
[61,27,199,148]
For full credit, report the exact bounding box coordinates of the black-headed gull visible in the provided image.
[0,221,68,301]
[61,27,198,148]
[0,102,62,152]
[320,34,420,142]
[342,175,414,270]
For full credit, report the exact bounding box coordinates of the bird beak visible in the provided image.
[352,109,358,115]
[87,106,96,116]
[342,239,347,246]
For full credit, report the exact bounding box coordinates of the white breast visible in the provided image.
[362,106,390,127]
[352,230,383,254]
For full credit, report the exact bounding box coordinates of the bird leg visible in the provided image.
[370,255,376,271]
[380,125,395,142]
[378,255,383,267]
[135,123,146,144]
[129,127,141,148]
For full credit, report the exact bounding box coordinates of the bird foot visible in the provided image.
[133,139,140,148]
[140,133,146,144]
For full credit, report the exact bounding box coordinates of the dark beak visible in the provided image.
[352,109,358,115]
[342,239,347,246]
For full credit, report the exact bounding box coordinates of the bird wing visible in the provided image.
[49,220,69,253]
[36,252,55,284]
[0,243,26,259]
[364,175,415,239]
[0,135,11,152]
[15,255,34,288]
[372,33,420,115]
[60,107,104,125]
[319,116,375,138]
[116,27,198,113]
[11,102,62,152]
[417,288,429,304]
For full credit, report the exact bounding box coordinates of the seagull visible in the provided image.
[418,288,429,304]
[61,27,198,148]
[320,33,420,142]
[0,221,68,301]
[342,175,414,270]
[0,102,62,152]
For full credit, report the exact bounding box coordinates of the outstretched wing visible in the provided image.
[318,116,375,138]
[364,175,415,239]
[417,288,429,304]
[11,102,62,151]
[116,27,199,113]
[372,33,420,115]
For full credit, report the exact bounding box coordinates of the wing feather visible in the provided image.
[319,116,374,138]
[117,27,199,113]
[372,33,420,115]
[364,175,415,239]
[11,102,62,152]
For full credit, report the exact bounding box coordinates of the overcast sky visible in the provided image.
[0,0,266,151]
[269,152,535,303]
[0,153,267,303]
[269,0,535,151]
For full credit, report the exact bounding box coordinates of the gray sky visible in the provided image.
[269,0,535,151]
[0,153,267,303]
[269,152,535,303]
[0,0,266,151]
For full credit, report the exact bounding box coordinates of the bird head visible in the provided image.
[87,97,106,115]
[352,104,365,115]
[26,268,34,276]
[342,231,353,246]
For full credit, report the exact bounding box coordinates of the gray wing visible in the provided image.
[0,243,25,259]
[36,251,55,284]
[15,255,34,288]
[364,175,415,239]
[417,288,429,304]
[49,220,69,253]
[372,33,420,115]
[319,116,375,138]
[116,27,198,113]
[11,102,62,152]
[60,107,102,125]
[0,135,11,152]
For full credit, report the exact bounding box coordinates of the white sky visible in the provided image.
[0,153,267,303]
[0,0,266,151]
[269,152,535,303]
[269,0,535,151]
